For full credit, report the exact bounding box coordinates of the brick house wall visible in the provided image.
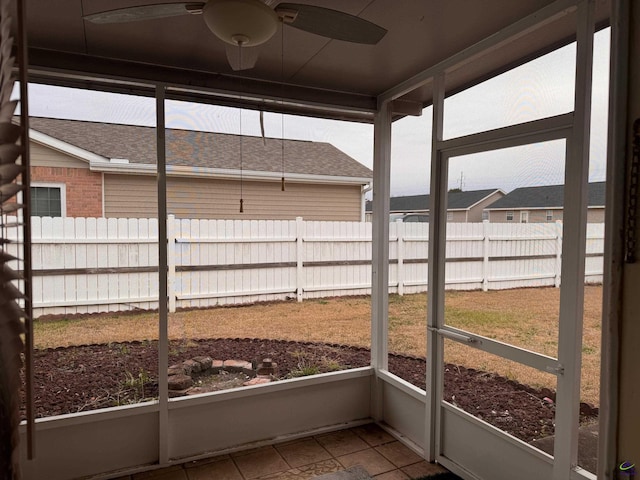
[31,166,103,217]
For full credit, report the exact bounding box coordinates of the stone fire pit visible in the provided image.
[167,356,278,397]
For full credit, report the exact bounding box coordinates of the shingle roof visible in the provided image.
[447,189,503,209]
[27,117,373,180]
[365,189,502,212]
[486,182,606,209]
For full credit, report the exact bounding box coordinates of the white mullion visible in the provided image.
[427,73,445,462]
[370,100,392,421]
[438,113,573,156]
[439,122,573,159]
[441,127,573,160]
[156,84,170,465]
[553,1,595,478]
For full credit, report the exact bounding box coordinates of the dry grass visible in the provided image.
[34,286,602,405]
[442,286,602,406]
[35,297,372,349]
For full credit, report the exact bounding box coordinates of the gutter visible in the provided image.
[90,160,372,186]
[361,183,373,221]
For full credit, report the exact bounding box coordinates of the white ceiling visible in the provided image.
[20,0,610,120]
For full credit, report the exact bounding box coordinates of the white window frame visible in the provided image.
[506,211,514,221]
[520,211,529,223]
[31,182,66,217]
[546,209,554,221]
[482,210,489,221]
[446,211,453,221]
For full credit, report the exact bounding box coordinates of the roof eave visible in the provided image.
[29,129,109,164]
[89,161,372,185]
[464,189,506,210]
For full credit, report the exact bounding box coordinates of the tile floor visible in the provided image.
[113,424,451,480]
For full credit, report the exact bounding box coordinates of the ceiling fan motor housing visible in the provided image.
[203,0,279,47]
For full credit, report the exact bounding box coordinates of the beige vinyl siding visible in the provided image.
[104,175,159,217]
[488,207,605,223]
[448,211,467,222]
[489,210,515,222]
[489,209,553,222]
[467,191,504,221]
[586,208,605,222]
[527,209,561,223]
[30,141,89,168]
[104,174,363,220]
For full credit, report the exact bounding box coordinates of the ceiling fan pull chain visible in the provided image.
[281,20,285,192]
[239,51,245,214]
[625,118,640,263]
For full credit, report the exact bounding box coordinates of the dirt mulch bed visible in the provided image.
[20,338,598,444]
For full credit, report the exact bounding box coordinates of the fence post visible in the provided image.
[396,219,405,296]
[555,220,563,288]
[296,216,304,302]
[482,220,489,292]
[168,214,176,312]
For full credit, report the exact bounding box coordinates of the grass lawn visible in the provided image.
[34,285,602,405]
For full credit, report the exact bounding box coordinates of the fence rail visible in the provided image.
[3,216,604,317]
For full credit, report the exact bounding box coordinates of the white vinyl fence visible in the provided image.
[9,216,604,317]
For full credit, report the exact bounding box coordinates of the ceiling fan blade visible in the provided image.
[84,3,205,24]
[225,44,261,71]
[275,3,386,45]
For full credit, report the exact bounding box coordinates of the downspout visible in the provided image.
[101,172,105,217]
[362,182,373,222]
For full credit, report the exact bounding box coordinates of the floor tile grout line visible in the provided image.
[131,426,431,480]
[275,438,336,471]
[229,452,248,480]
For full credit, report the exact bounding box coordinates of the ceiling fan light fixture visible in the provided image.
[203,0,278,47]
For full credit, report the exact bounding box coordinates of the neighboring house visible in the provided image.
[25,117,373,221]
[365,188,505,222]
[484,182,606,223]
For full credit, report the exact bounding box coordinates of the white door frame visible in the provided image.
[424,2,595,478]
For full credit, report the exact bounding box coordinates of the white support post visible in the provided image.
[168,214,176,313]
[555,220,563,288]
[553,1,594,478]
[426,73,446,463]
[371,101,392,422]
[482,220,489,292]
[155,84,170,466]
[598,0,628,476]
[396,219,405,296]
[296,216,304,302]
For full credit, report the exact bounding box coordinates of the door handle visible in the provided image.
[428,327,480,345]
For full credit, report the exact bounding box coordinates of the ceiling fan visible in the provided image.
[84,0,387,71]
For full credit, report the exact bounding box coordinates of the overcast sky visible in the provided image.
[22,28,609,197]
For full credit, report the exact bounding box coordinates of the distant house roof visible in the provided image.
[25,116,373,181]
[365,188,503,212]
[485,182,606,210]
